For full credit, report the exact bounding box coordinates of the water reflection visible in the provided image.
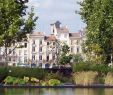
[0,88,113,95]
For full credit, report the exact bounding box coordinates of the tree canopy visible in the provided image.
[0,0,38,62]
[79,0,113,64]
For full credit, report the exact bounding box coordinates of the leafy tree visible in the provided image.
[0,0,38,63]
[59,44,72,65]
[78,0,113,64]
[73,54,83,63]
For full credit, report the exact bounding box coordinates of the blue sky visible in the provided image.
[27,0,86,35]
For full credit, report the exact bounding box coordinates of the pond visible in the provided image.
[0,88,113,95]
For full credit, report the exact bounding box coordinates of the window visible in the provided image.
[32,47,35,52]
[19,50,21,55]
[77,47,79,53]
[39,55,42,60]
[53,29,54,33]
[9,49,12,54]
[32,55,35,60]
[52,55,55,60]
[24,50,27,55]
[13,51,15,55]
[33,40,35,45]
[76,40,79,45]
[25,43,27,48]
[47,55,49,61]
[24,56,27,63]
[53,42,55,45]
[39,47,42,52]
[47,42,49,45]
[9,57,11,61]
[39,40,42,45]
[71,47,74,52]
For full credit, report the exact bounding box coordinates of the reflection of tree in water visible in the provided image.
[4,88,44,95]
[74,88,105,95]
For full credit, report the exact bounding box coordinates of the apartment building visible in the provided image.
[0,21,85,67]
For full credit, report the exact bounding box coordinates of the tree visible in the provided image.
[0,0,38,64]
[78,0,113,64]
[59,44,72,65]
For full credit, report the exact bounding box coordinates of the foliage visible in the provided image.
[72,62,110,74]
[8,67,47,80]
[72,54,83,63]
[4,76,15,85]
[0,0,38,63]
[73,71,98,85]
[105,72,113,85]
[59,44,72,65]
[48,79,61,86]
[59,54,72,65]
[79,0,113,63]
[0,67,8,82]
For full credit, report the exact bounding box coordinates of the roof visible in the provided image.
[45,34,56,41]
[30,32,44,36]
[56,26,69,33]
[69,32,81,38]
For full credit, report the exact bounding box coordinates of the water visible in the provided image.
[0,88,113,95]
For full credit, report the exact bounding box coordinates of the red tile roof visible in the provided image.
[45,34,56,41]
[30,32,44,36]
[69,32,81,38]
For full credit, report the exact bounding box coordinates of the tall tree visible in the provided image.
[0,0,38,64]
[79,0,113,64]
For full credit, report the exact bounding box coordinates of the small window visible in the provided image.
[24,50,27,55]
[39,47,42,52]
[39,40,42,45]
[25,43,27,48]
[19,50,21,55]
[47,42,49,45]
[47,55,49,61]
[33,40,35,44]
[53,42,55,45]
[32,47,35,52]
[77,47,79,53]
[9,49,12,54]
[32,55,35,60]
[39,55,42,60]
[24,56,27,63]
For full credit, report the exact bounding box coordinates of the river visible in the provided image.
[0,88,113,95]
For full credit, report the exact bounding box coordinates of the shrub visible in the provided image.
[73,71,98,85]
[48,79,61,86]
[105,72,113,85]
[72,61,110,74]
[8,67,47,80]
[0,67,8,83]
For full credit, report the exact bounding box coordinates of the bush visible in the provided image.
[105,72,113,85]
[72,61,110,74]
[73,71,98,85]
[48,79,61,86]
[0,67,9,83]
[8,67,47,80]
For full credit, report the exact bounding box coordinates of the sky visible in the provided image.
[27,0,86,35]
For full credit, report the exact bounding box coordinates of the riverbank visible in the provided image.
[1,84,113,88]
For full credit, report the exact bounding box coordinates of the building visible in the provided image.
[0,21,85,67]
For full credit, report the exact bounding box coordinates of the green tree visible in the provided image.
[59,44,72,65]
[0,0,38,64]
[79,0,113,64]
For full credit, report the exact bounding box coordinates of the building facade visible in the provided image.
[0,21,85,67]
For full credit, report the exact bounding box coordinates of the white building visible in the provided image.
[0,21,85,67]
